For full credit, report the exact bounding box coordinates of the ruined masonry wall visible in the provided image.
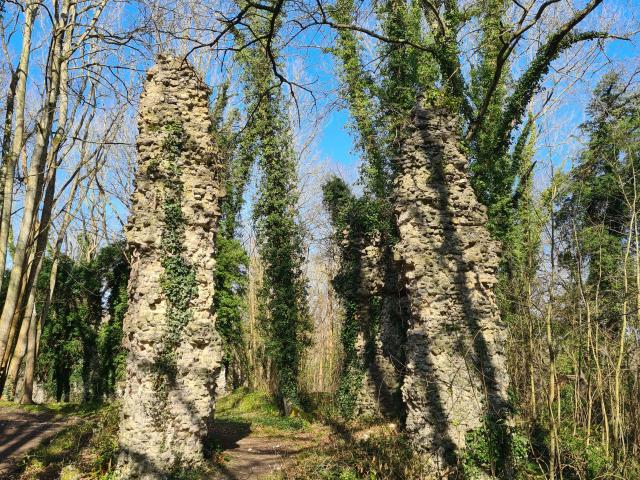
[393,103,510,470]
[117,55,224,478]
[355,238,405,418]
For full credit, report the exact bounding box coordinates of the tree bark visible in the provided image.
[0,0,38,292]
[20,305,38,404]
[4,285,36,399]
[0,0,69,368]
[0,247,36,394]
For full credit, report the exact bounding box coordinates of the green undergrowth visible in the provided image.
[272,422,430,480]
[215,387,309,434]
[8,402,120,480]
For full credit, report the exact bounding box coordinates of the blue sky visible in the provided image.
[294,0,640,192]
[318,109,359,173]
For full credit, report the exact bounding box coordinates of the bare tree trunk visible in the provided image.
[0,1,38,292]
[0,73,18,244]
[36,84,105,348]
[4,286,36,399]
[611,163,639,463]
[0,247,36,394]
[0,0,84,373]
[0,0,69,367]
[20,306,38,404]
[543,175,563,479]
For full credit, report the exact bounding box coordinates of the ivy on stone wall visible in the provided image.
[157,122,197,377]
[322,177,383,415]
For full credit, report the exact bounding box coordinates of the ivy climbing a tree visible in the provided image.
[240,12,311,415]
[212,81,251,390]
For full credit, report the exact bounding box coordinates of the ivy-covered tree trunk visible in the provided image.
[394,102,510,473]
[117,55,224,478]
[234,15,310,415]
[253,100,310,414]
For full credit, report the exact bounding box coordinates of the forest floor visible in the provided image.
[196,388,417,479]
[210,389,333,479]
[0,402,81,476]
[0,401,119,480]
[0,390,415,480]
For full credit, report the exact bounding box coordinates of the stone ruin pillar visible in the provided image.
[354,236,405,418]
[393,102,510,472]
[117,55,224,478]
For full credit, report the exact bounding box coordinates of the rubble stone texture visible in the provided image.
[117,55,224,478]
[355,237,405,418]
[393,103,510,470]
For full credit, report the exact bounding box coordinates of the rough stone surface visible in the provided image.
[354,235,405,418]
[117,55,224,478]
[393,103,510,470]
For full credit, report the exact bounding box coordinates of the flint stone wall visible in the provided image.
[354,236,405,418]
[393,103,510,470]
[117,55,224,478]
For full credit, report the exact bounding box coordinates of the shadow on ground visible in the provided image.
[210,418,252,450]
[0,407,81,478]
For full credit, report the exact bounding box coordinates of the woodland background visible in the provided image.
[0,0,639,478]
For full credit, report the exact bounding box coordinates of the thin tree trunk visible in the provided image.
[614,211,633,461]
[4,286,36,399]
[0,247,36,393]
[0,1,38,292]
[545,177,560,479]
[0,71,18,242]
[37,143,100,346]
[611,164,638,463]
[12,3,82,403]
[20,306,38,404]
[527,276,537,419]
[0,0,69,368]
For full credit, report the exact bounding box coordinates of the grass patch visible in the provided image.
[0,400,103,417]
[273,422,431,480]
[216,387,309,433]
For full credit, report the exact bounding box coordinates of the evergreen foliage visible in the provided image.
[241,11,311,413]
[558,72,640,297]
[157,122,197,377]
[212,79,251,388]
[322,177,366,415]
[37,242,129,402]
[213,236,249,383]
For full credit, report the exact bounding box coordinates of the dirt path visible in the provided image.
[0,407,75,476]
[0,404,325,480]
[212,419,328,480]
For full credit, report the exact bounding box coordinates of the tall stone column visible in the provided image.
[117,55,224,478]
[393,102,510,472]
